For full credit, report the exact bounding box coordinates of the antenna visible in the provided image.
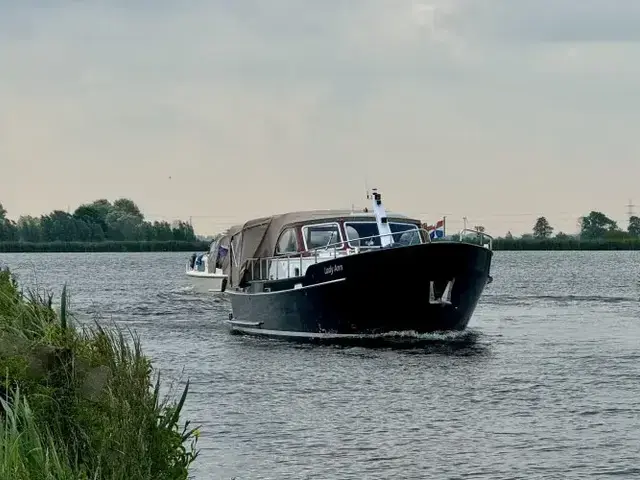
[626,199,636,220]
[364,178,370,200]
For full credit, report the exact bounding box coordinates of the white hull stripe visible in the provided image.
[223,322,441,339]
[227,277,346,296]
[185,273,227,279]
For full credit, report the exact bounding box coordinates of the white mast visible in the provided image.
[370,188,393,247]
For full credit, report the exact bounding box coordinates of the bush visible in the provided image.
[0,240,210,253]
[492,237,640,250]
[0,268,199,479]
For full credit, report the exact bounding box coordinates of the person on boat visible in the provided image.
[215,245,228,270]
[398,230,420,246]
[189,253,197,270]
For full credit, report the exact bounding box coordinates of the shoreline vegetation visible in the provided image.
[0,240,210,253]
[453,210,640,250]
[2,199,640,252]
[1,237,640,252]
[492,237,640,250]
[0,268,200,479]
[0,198,200,246]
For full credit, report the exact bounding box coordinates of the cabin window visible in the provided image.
[302,223,342,251]
[390,223,422,245]
[345,222,380,248]
[345,221,422,248]
[275,228,299,254]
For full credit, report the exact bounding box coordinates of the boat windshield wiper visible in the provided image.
[323,231,336,249]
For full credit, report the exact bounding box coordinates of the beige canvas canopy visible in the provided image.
[225,209,421,288]
[216,224,243,274]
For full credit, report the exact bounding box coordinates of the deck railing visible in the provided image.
[457,228,494,250]
[243,228,427,282]
[243,227,491,282]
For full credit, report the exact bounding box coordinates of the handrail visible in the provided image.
[241,226,493,282]
[294,227,430,258]
[458,228,494,250]
[245,228,428,281]
[231,226,426,268]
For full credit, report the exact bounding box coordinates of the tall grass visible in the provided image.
[1,388,76,479]
[0,268,200,479]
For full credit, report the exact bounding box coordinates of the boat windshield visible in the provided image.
[344,221,422,248]
[302,223,342,251]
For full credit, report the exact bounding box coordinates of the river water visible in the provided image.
[1,251,639,479]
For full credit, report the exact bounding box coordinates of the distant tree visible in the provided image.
[532,216,553,239]
[16,216,42,242]
[150,221,174,241]
[74,204,106,224]
[112,198,144,221]
[0,202,8,241]
[0,222,17,242]
[89,222,106,241]
[89,199,112,218]
[171,221,196,242]
[98,199,145,241]
[555,231,570,240]
[604,229,631,240]
[40,211,79,242]
[505,231,513,239]
[105,211,144,241]
[628,216,640,237]
[520,233,534,240]
[0,203,17,242]
[0,197,196,244]
[580,211,618,239]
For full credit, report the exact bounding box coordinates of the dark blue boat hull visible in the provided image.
[226,241,492,339]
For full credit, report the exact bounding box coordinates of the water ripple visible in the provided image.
[1,250,639,479]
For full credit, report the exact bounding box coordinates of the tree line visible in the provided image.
[0,198,197,244]
[3,200,640,251]
[487,211,640,250]
[521,211,640,240]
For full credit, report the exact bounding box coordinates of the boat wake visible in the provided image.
[230,327,488,354]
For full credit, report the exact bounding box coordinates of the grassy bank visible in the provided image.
[492,238,640,251]
[0,240,210,253]
[0,268,199,479]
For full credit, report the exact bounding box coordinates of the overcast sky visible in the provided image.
[2,0,639,235]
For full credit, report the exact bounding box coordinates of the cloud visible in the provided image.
[4,1,639,86]
[1,1,639,234]
[446,0,640,44]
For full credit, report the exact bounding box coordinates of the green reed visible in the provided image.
[0,268,200,479]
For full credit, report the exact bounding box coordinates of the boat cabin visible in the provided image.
[274,216,424,257]
[226,209,427,289]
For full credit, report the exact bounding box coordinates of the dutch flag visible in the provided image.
[428,219,445,240]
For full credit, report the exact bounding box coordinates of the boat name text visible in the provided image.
[324,264,344,276]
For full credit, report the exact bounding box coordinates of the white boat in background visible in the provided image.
[185,227,239,293]
[185,256,226,293]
